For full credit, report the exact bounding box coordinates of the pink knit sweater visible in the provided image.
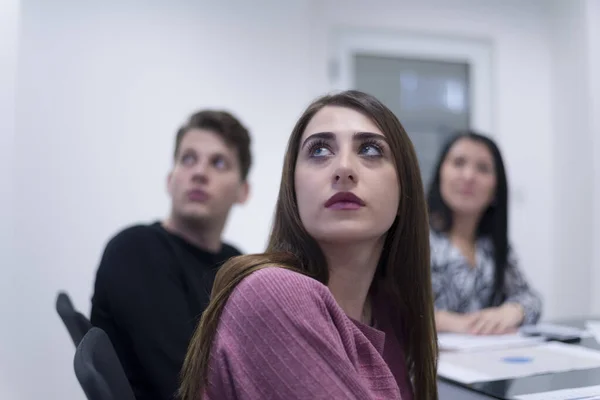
[204,267,414,399]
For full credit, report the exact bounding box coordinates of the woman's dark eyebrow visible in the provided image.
[301,132,335,149]
[353,132,388,142]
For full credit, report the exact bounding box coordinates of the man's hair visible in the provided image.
[174,110,252,181]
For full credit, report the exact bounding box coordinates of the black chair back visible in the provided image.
[56,291,93,346]
[74,327,136,400]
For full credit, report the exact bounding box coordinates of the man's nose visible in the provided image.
[191,161,209,184]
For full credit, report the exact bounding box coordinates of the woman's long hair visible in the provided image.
[179,90,438,400]
[427,131,509,306]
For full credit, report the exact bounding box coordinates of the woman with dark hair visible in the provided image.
[427,131,541,335]
[179,90,438,400]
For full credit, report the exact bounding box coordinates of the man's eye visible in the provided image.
[213,157,228,170]
[181,154,196,165]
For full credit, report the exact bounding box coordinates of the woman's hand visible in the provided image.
[469,303,525,335]
[435,310,480,333]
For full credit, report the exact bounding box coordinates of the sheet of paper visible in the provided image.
[437,332,545,352]
[514,384,600,399]
[438,342,600,384]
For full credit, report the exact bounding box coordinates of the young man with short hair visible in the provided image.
[91,110,252,400]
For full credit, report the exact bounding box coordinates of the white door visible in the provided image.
[330,29,493,189]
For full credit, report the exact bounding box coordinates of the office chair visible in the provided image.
[74,327,136,400]
[56,291,93,346]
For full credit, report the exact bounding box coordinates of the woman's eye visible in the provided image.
[477,163,493,174]
[309,145,333,157]
[452,157,465,167]
[360,144,383,157]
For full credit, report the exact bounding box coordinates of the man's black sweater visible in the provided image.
[90,222,241,400]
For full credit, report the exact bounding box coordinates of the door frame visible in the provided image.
[329,28,494,134]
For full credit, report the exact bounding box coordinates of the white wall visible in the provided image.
[548,0,596,318]
[546,0,600,318]
[9,0,599,398]
[0,0,19,398]
[586,0,600,315]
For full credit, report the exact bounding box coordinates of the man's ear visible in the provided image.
[236,181,250,205]
[166,171,174,197]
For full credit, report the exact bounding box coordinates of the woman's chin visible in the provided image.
[311,225,387,245]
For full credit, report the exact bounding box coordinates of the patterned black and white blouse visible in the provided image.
[430,231,542,325]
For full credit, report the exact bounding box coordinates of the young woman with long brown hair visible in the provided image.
[179,90,438,400]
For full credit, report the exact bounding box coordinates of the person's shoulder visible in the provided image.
[107,222,163,247]
[429,229,449,255]
[227,267,332,319]
[220,242,243,257]
[241,266,325,291]
[507,242,520,264]
[98,222,166,271]
[476,235,497,255]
